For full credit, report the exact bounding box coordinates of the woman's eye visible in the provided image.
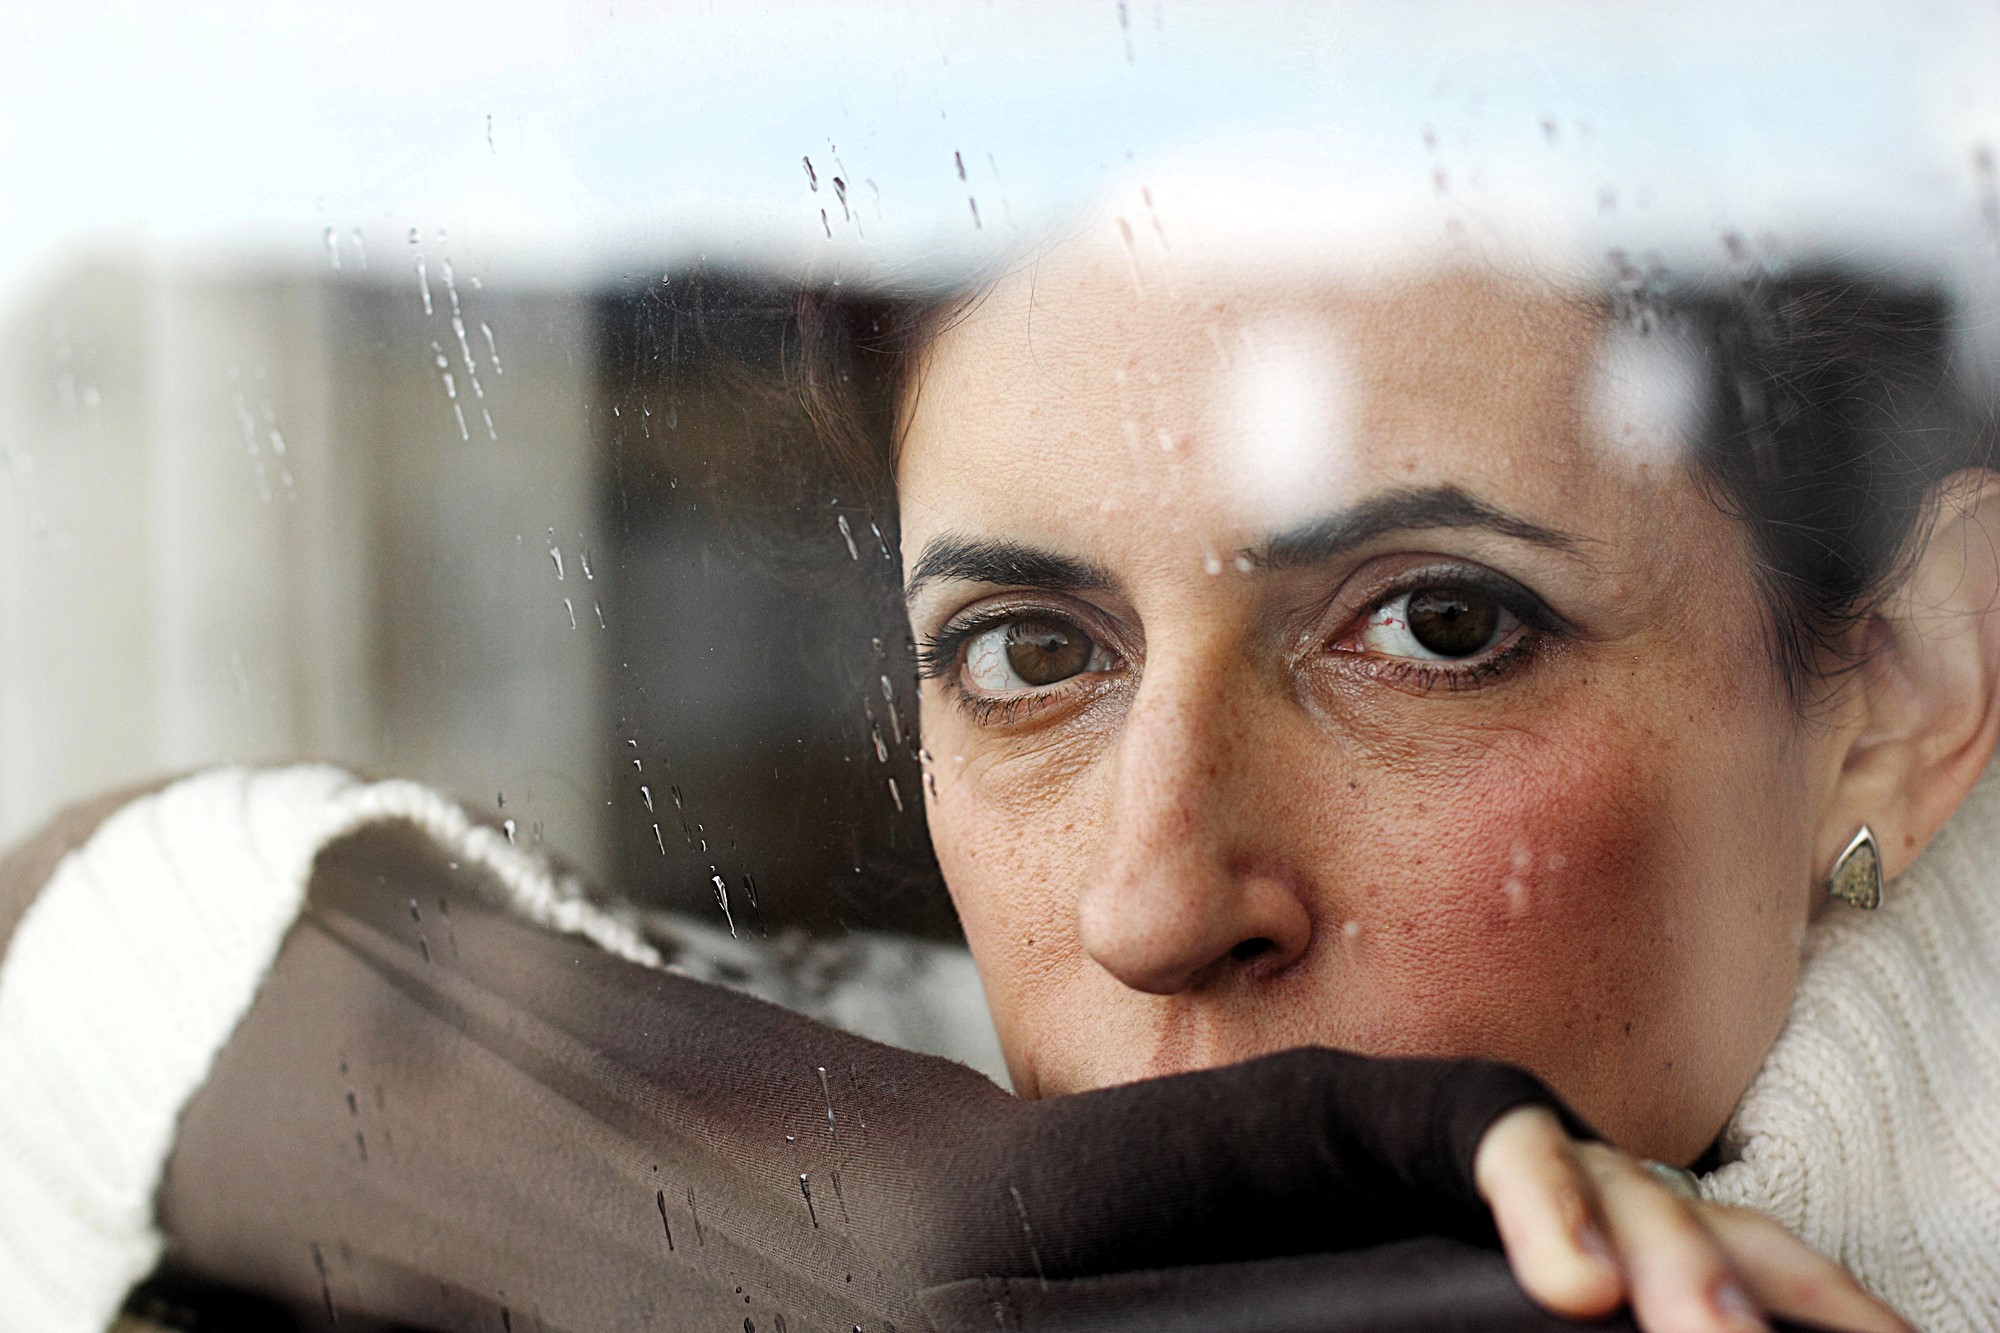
[1354,587,1518,660]
[962,616,1106,690]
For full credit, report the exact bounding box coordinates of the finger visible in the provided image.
[1580,1144,1766,1333]
[1703,1205,1912,1333]
[1473,1106,1623,1318]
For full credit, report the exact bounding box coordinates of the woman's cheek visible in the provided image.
[923,725,1100,1052]
[1328,714,1677,1080]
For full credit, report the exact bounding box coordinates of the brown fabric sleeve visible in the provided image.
[155,818,1599,1332]
[920,1239,1580,1332]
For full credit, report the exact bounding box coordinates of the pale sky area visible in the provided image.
[2,0,1998,314]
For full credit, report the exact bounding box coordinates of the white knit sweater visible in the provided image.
[1702,772,2000,1329]
[0,767,998,1333]
[1,765,1996,1331]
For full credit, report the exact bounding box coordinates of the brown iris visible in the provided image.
[1406,589,1500,657]
[1004,617,1093,685]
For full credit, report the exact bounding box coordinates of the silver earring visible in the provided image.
[1827,824,1882,910]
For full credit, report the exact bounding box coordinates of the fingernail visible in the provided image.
[1712,1280,1769,1331]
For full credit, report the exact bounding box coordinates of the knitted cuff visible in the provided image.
[0,766,659,1333]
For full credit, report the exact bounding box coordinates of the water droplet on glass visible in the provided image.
[713,872,737,938]
[480,322,504,377]
[563,597,577,629]
[1009,1184,1049,1287]
[502,818,517,844]
[877,677,904,744]
[817,1066,838,1141]
[324,226,341,271]
[311,1243,337,1322]
[451,316,482,397]
[836,514,859,559]
[415,255,433,315]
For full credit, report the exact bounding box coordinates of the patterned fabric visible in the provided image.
[1705,771,2000,1330]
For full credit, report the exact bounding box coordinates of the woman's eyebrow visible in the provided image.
[905,537,1113,604]
[1248,485,1585,571]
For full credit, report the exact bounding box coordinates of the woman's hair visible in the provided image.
[785,267,1995,705]
[1674,273,1992,698]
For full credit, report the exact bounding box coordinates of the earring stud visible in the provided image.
[1827,824,1882,910]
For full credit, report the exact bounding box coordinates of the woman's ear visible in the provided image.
[1818,471,2000,886]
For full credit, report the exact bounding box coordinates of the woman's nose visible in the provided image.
[1075,671,1314,995]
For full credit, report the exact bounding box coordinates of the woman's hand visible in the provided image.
[1475,1106,1909,1333]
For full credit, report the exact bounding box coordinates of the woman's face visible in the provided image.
[899,259,1829,1165]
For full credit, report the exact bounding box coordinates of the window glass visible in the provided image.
[5,4,1998,1326]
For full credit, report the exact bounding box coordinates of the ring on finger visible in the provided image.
[1641,1159,1704,1201]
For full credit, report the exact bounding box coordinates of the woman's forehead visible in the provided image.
[900,259,1668,553]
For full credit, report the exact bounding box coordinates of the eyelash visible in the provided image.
[915,611,1006,683]
[916,607,1120,721]
[917,567,1560,720]
[1338,631,1539,693]
[1325,569,1558,691]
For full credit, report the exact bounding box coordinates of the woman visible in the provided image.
[0,237,1981,1332]
[811,237,1998,1327]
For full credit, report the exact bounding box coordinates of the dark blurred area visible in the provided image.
[592,274,956,940]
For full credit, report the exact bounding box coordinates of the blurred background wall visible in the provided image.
[0,257,948,937]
